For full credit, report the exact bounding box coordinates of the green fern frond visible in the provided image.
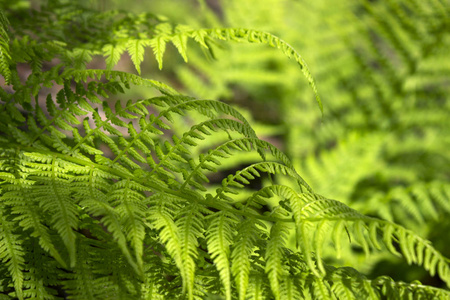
[110,178,147,275]
[294,193,450,286]
[22,243,60,299]
[205,211,238,300]
[0,210,25,300]
[8,185,66,268]
[59,69,178,95]
[62,241,98,300]
[231,218,261,300]
[323,264,450,299]
[363,181,450,228]
[265,222,290,300]
[371,276,450,299]
[149,22,172,70]
[0,151,66,269]
[26,156,79,268]
[65,48,94,70]
[175,202,207,300]
[59,15,324,111]
[246,274,268,300]
[215,159,310,205]
[172,25,190,62]
[1,67,447,298]
[173,27,322,112]
[72,167,139,274]
[147,195,188,295]
[103,43,126,70]
[1,1,449,298]
[126,39,150,75]
[280,275,302,300]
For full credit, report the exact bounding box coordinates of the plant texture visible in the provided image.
[0,0,449,299]
[162,0,450,288]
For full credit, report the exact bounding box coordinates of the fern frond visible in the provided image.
[371,276,450,299]
[8,185,66,268]
[231,218,261,300]
[205,211,238,300]
[172,25,190,62]
[0,151,66,269]
[60,14,323,111]
[364,180,450,228]
[198,28,322,113]
[109,178,147,275]
[175,26,323,112]
[59,69,178,95]
[0,210,25,300]
[246,274,268,300]
[280,275,302,300]
[147,194,189,296]
[71,167,140,273]
[215,159,309,204]
[149,22,172,70]
[1,1,448,298]
[60,233,132,300]
[294,193,450,286]
[265,222,290,300]
[25,155,79,268]
[103,43,126,70]
[22,242,60,300]
[322,263,450,300]
[285,251,450,299]
[174,202,207,300]
[126,39,150,75]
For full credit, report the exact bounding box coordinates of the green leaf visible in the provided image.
[126,39,150,75]
[103,43,126,70]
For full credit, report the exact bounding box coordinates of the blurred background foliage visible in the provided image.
[5,0,450,292]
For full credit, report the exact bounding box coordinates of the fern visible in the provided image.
[168,0,450,290]
[0,0,449,299]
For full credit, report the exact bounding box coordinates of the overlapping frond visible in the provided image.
[265,222,290,300]
[230,218,261,300]
[0,0,449,299]
[290,192,450,286]
[2,48,448,300]
[205,211,238,300]
[0,209,25,299]
[1,0,323,113]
